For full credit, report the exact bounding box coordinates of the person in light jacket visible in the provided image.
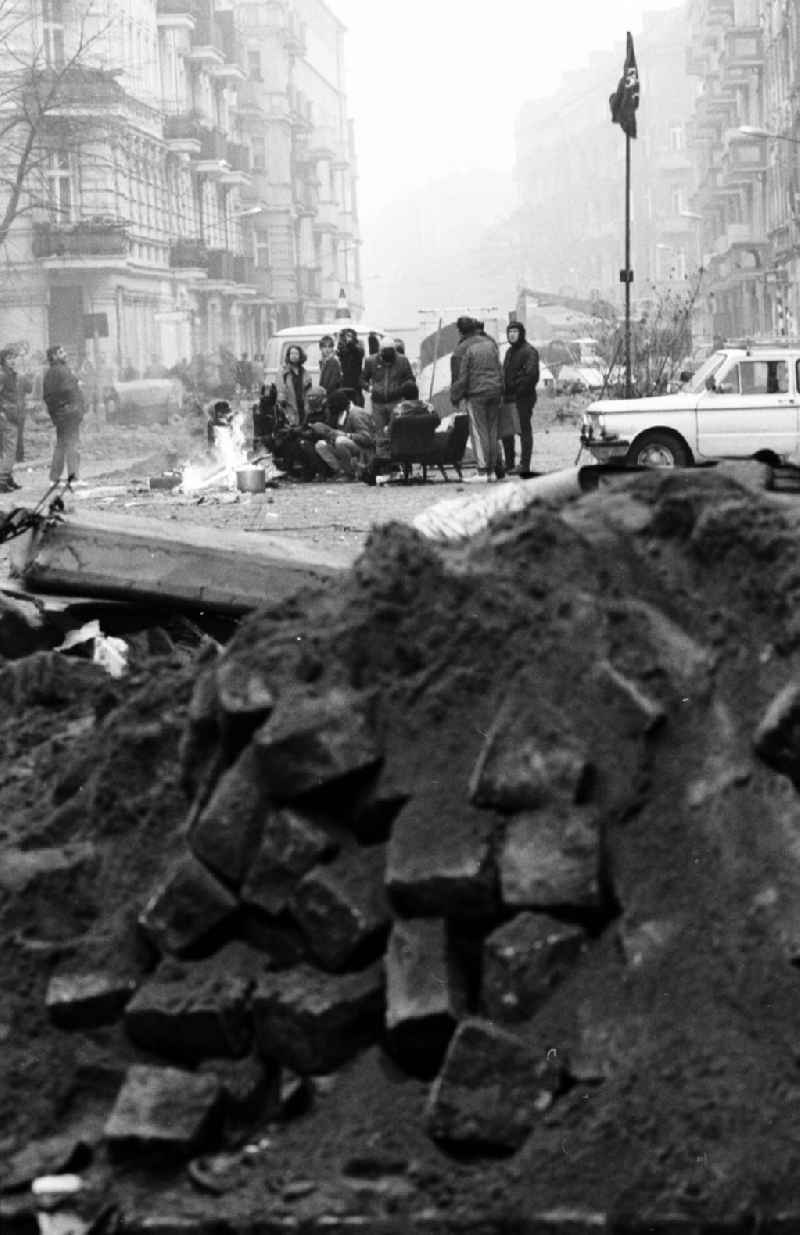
[450,318,503,483]
[278,345,312,426]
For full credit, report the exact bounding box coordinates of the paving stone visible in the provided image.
[253,686,383,800]
[470,706,592,813]
[104,1065,221,1156]
[0,842,98,896]
[197,1053,277,1123]
[754,681,800,783]
[482,912,585,1023]
[425,1017,563,1150]
[252,961,384,1074]
[216,657,275,724]
[289,845,390,971]
[189,744,270,887]
[240,807,340,917]
[385,917,465,1062]
[0,1196,38,1235]
[1,1134,92,1192]
[499,807,603,912]
[46,972,138,1030]
[348,765,411,842]
[386,800,497,918]
[137,854,238,958]
[124,949,255,1061]
[238,912,309,967]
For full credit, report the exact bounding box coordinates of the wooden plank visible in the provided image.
[8,511,357,615]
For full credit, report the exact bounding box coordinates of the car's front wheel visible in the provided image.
[626,430,692,469]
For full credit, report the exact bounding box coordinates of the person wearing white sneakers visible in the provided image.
[449,318,504,483]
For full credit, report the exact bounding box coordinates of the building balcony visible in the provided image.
[233,79,266,117]
[312,200,341,232]
[721,133,767,182]
[32,219,130,265]
[308,125,338,160]
[156,0,197,28]
[226,141,251,174]
[185,17,225,66]
[169,237,208,271]
[250,267,273,301]
[714,222,765,255]
[164,112,202,154]
[190,126,228,176]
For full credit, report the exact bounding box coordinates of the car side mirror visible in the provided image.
[680,370,692,383]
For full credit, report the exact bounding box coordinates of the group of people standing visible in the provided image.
[450,317,540,482]
[0,344,86,493]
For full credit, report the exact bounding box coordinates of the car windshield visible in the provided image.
[682,351,728,393]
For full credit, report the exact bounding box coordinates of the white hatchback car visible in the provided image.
[579,346,800,467]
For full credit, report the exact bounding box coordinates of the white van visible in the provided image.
[262,322,386,389]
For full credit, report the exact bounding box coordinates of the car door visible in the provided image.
[695,357,799,458]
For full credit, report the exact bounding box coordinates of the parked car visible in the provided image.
[579,345,800,467]
[105,378,183,426]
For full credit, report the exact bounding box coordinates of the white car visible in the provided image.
[579,346,800,467]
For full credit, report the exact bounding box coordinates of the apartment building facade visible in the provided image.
[0,0,362,374]
[687,0,799,344]
[514,9,697,323]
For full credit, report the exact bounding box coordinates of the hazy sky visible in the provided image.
[327,0,682,321]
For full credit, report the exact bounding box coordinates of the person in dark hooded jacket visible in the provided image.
[337,328,365,406]
[502,321,540,476]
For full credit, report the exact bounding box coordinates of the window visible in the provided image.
[42,0,65,69]
[735,360,788,394]
[46,150,73,219]
[669,125,684,152]
[671,186,686,215]
[248,50,262,81]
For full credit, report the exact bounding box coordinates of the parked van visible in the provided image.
[262,322,386,389]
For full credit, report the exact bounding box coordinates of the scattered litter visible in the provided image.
[57,621,128,678]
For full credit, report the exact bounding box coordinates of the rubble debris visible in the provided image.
[137,854,238,958]
[45,972,138,1030]
[425,1018,563,1150]
[7,468,800,1225]
[104,1065,221,1156]
[481,913,585,1022]
[288,844,390,971]
[252,962,384,1074]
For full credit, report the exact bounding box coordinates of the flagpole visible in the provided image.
[625,131,632,398]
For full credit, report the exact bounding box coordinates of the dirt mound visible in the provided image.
[4,466,800,1230]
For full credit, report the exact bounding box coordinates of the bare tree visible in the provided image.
[0,0,114,253]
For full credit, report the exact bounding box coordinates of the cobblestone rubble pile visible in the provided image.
[5,466,800,1232]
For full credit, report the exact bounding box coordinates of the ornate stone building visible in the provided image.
[0,0,362,373]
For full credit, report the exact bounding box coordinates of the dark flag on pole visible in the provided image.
[609,31,639,139]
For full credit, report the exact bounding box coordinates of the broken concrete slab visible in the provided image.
[425,1017,563,1151]
[46,972,138,1030]
[9,510,357,615]
[482,912,585,1023]
[386,799,497,918]
[289,844,390,971]
[499,808,603,913]
[252,686,383,800]
[0,842,98,896]
[240,807,340,918]
[137,854,238,958]
[385,917,465,1065]
[104,1065,221,1156]
[124,954,253,1062]
[252,961,384,1074]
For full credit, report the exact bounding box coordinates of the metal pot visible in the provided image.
[236,466,266,493]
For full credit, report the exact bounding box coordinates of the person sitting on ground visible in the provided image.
[313,389,376,480]
[252,382,281,454]
[390,380,438,421]
[272,385,331,481]
[318,335,343,397]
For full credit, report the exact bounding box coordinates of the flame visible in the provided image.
[180,406,250,494]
